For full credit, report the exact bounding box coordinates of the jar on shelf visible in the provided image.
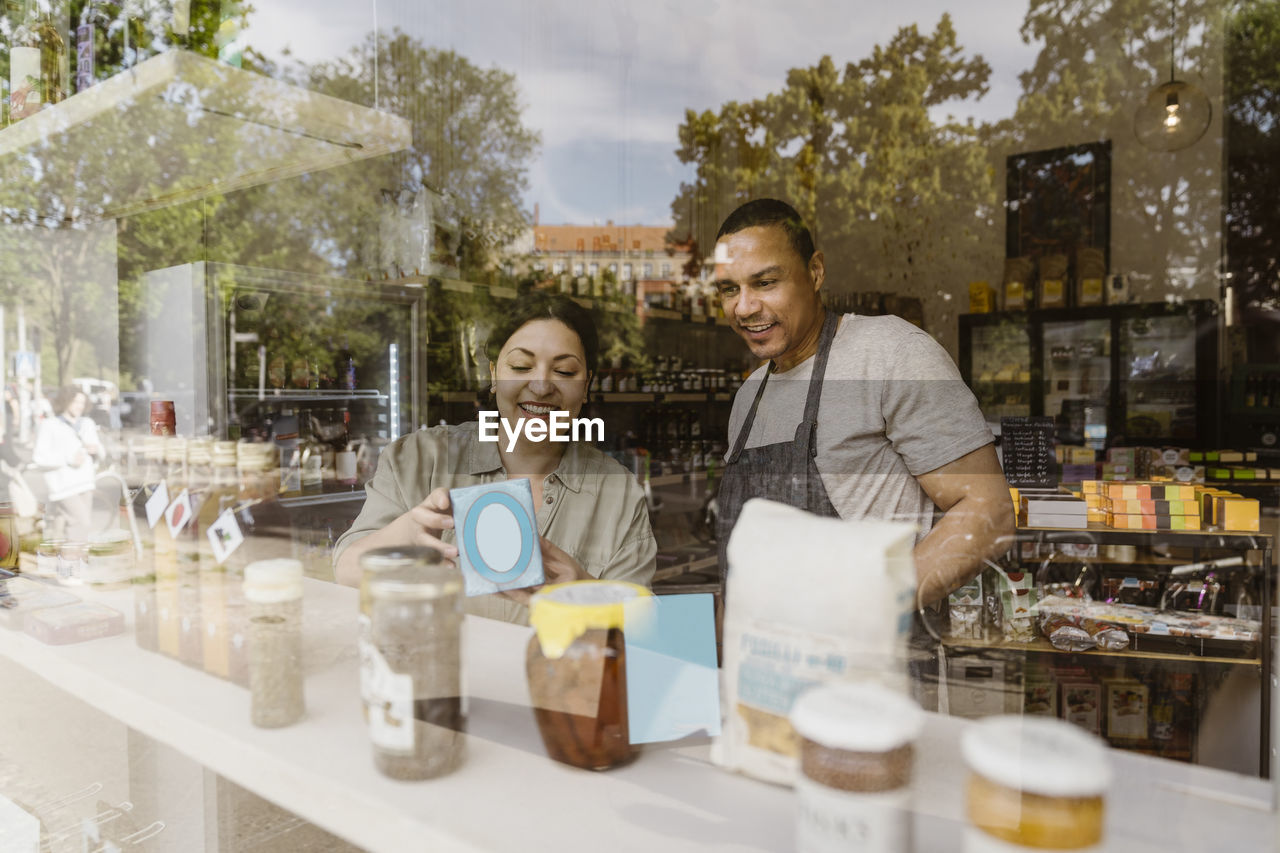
[245,558,305,728]
[525,580,652,771]
[961,715,1110,851]
[85,529,135,589]
[789,682,924,853]
[358,546,434,721]
[0,502,16,570]
[366,557,466,780]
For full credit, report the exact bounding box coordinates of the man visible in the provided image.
[712,198,1013,604]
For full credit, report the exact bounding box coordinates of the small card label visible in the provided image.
[165,489,193,537]
[206,508,244,565]
[145,481,169,529]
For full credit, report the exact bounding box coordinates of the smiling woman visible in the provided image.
[332,292,657,625]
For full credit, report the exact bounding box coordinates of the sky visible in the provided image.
[248,0,1041,227]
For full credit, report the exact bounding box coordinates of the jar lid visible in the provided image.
[360,545,442,572]
[961,715,1111,798]
[368,563,462,601]
[163,436,187,463]
[529,580,652,659]
[88,529,132,551]
[790,682,924,753]
[142,435,165,460]
[237,440,277,472]
[150,400,174,415]
[187,438,213,466]
[212,440,239,467]
[243,558,304,603]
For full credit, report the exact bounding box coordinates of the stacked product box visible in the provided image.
[1015,490,1087,529]
[1074,481,1260,533]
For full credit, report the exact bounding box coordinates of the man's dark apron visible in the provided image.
[716,311,840,584]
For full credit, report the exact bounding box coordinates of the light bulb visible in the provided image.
[1164,104,1182,130]
[1134,79,1211,152]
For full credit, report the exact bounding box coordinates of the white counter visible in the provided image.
[0,579,1273,852]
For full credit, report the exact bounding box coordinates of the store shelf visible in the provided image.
[649,470,709,488]
[640,307,733,327]
[0,50,411,222]
[229,389,388,403]
[941,635,1259,667]
[279,490,366,509]
[1017,523,1271,550]
[652,555,718,583]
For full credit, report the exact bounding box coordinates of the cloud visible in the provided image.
[245,0,1041,224]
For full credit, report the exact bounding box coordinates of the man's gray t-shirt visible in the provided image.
[725,313,993,537]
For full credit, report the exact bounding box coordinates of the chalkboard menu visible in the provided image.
[1001,416,1057,488]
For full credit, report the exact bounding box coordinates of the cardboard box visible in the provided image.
[1024,681,1058,717]
[1061,681,1102,735]
[946,656,1021,718]
[1105,680,1149,741]
[1216,496,1260,532]
[968,280,997,313]
[1105,513,1201,531]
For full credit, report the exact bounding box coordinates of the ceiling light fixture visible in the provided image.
[1133,1,1212,152]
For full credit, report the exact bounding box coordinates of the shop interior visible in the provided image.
[0,1,1278,851]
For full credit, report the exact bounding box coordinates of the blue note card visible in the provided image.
[624,593,721,744]
[450,479,544,597]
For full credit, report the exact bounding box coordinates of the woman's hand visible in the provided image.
[403,487,460,568]
[499,537,591,607]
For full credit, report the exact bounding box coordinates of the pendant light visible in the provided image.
[1133,1,1212,152]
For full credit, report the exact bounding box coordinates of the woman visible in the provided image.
[334,292,657,623]
[33,386,104,541]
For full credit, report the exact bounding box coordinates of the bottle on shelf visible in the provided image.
[224,441,296,686]
[131,435,166,652]
[154,436,186,660]
[176,438,212,668]
[300,413,324,496]
[197,440,239,679]
[7,0,66,123]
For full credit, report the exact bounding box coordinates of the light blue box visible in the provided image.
[450,479,544,597]
[624,593,721,744]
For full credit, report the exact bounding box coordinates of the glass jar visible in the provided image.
[85,530,135,589]
[366,560,465,780]
[244,559,305,728]
[789,682,924,853]
[0,502,17,570]
[358,547,432,721]
[525,580,651,771]
[961,715,1110,851]
[56,541,88,586]
[34,538,65,579]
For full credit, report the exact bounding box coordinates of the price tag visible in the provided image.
[165,489,193,537]
[206,508,244,565]
[145,481,169,530]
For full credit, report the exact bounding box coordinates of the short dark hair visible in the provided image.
[716,198,815,262]
[486,291,599,377]
[53,386,84,415]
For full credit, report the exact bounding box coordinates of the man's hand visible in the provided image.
[499,537,591,607]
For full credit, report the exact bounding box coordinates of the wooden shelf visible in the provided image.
[1017,523,1271,550]
[0,50,411,222]
[941,635,1259,666]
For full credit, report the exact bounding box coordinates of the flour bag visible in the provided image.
[712,498,917,785]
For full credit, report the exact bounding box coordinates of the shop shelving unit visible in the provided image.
[943,523,1274,777]
[0,50,411,223]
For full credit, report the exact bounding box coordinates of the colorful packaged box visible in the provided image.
[1215,496,1260,532]
[1024,681,1058,717]
[968,280,997,313]
[1105,513,1201,531]
[449,479,546,596]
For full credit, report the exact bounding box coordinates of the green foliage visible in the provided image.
[671,16,997,298]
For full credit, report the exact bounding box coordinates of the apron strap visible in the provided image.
[795,310,839,458]
[726,365,772,464]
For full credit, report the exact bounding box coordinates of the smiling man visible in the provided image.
[711,198,1013,604]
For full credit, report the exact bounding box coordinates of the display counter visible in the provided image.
[0,579,1273,852]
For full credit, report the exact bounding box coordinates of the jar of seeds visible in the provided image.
[789,682,924,853]
[366,555,465,780]
[358,547,433,721]
[245,559,305,728]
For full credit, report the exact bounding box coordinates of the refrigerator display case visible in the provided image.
[959,314,1033,423]
[960,301,1218,447]
[134,262,426,481]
